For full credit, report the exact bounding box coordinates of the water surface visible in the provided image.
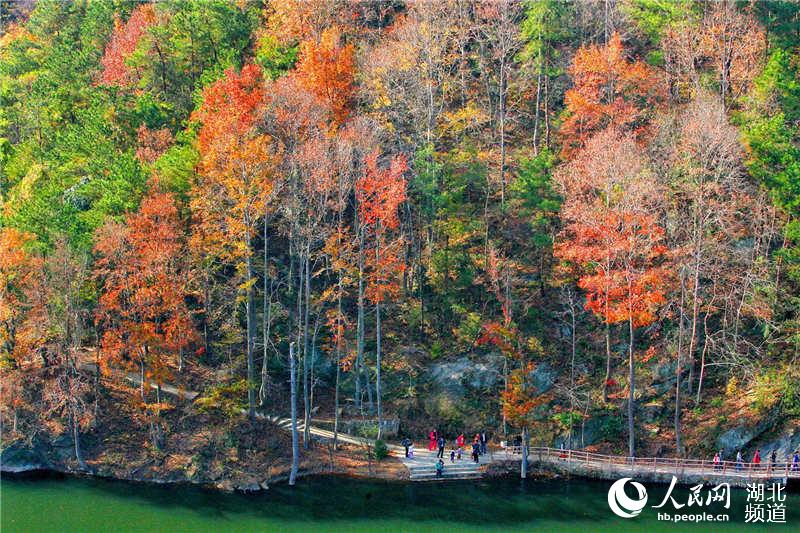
[2,473,796,532]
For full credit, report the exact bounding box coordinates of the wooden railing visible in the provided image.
[498,445,800,480]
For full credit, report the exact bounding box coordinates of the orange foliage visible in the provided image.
[476,321,518,358]
[0,228,43,364]
[357,149,407,230]
[135,125,173,164]
[190,64,278,264]
[192,64,266,154]
[94,184,196,388]
[502,363,549,426]
[560,33,664,158]
[556,199,668,329]
[98,4,157,87]
[357,150,408,305]
[264,0,339,44]
[556,128,668,329]
[663,3,765,103]
[295,27,356,126]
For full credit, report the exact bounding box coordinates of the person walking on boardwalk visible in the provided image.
[436,459,445,478]
[437,436,446,458]
[769,450,777,472]
[736,450,744,471]
[472,441,480,463]
[480,431,488,455]
[450,449,455,463]
[456,433,465,453]
[428,429,437,452]
[401,437,412,458]
[752,449,761,469]
[713,452,721,471]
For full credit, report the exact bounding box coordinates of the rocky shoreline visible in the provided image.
[0,437,408,493]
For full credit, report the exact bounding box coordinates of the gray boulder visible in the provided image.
[0,441,47,472]
[716,409,780,457]
[753,424,800,461]
[236,480,262,492]
[428,356,504,397]
[530,363,557,394]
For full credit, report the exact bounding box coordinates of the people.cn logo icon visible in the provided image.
[607,478,649,518]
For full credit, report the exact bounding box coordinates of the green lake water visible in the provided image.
[2,473,797,532]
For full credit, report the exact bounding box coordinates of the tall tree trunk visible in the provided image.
[675,272,686,455]
[544,66,552,147]
[687,183,704,394]
[569,300,577,449]
[602,254,612,403]
[334,275,342,451]
[627,313,635,458]
[303,247,311,448]
[356,229,365,413]
[203,268,211,358]
[520,425,529,479]
[687,256,701,395]
[365,365,374,414]
[245,231,256,419]
[499,65,507,207]
[696,312,711,404]
[502,358,508,437]
[376,298,383,440]
[602,322,611,402]
[289,341,298,486]
[260,216,270,405]
[71,407,85,470]
[532,57,543,154]
[309,311,321,422]
[140,359,146,401]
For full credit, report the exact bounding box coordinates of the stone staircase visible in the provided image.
[401,447,490,481]
[254,412,491,481]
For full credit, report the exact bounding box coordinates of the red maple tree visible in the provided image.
[356,148,407,437]
[98,4,157,87]
[295,26,357,127]
[560,33,664,158]
[94,183,196,402]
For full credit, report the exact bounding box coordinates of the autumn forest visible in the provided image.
[1,0,799,484]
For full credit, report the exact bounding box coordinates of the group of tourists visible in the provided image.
[399,429,490,476]
[711,448,800,472]
[427,429,489,464]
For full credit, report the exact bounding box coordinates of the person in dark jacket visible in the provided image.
[401,438,412,458]
[472,442,480,463]
[436,459,445,478]
[480,431,488,455]
[437,436,446,458]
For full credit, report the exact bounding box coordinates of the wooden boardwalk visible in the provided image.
[502,446,800,485]
[77,358,799,484]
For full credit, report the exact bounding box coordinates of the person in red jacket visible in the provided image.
[456,433,465,452]
[752,449,761,469]
[428,429,437,452]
